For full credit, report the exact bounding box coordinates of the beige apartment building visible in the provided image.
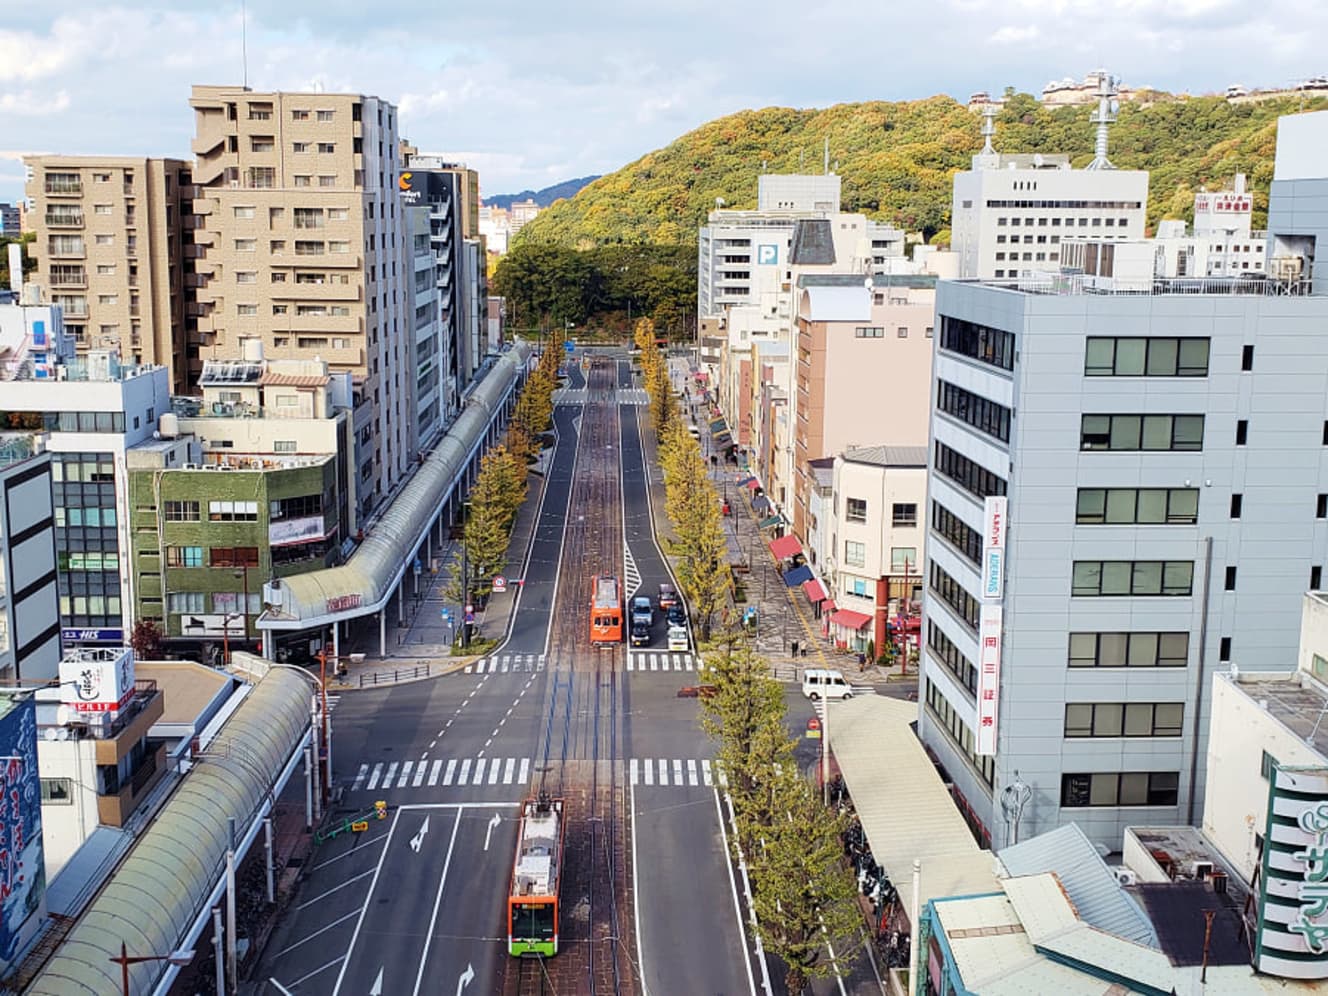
[188,84,413,514]
[24,156,193,392]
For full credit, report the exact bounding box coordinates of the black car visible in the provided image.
[630,621,651,646]
[666,603,686,627]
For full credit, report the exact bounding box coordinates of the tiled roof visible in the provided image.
[259,372,330,388]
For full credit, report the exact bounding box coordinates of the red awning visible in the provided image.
[829,609,872,631]
[803,578,830,603]
[822,599,837,613]
[745,477,762,490]
[769,534,803,559]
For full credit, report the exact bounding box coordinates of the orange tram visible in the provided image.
[590,574,623,644]
[507,794,565,957]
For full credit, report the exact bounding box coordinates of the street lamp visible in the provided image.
[109,941,194,996]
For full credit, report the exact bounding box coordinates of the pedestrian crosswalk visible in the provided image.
[348,756,720,792]
[617,388,649,406]
[464,654,547,674]
[629,758,725,788]
[553,388,587,405]
[626,651,696,672]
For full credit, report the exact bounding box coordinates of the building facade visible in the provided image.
[0,203,20,235]
[189,85,412,517]
[918,109,1328,852]
[23,156,194,392]
[0,443,61,682]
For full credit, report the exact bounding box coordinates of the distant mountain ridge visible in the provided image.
[485,175,601,210]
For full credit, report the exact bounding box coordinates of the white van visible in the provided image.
[801,668,853,701]
[667,624,689,652]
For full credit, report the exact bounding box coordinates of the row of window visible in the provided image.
[939,316,1015,372]
[923,678,995,788]
[165,546,260,568]
[270,494,324,521]
[1081,414,1204,452]
[58,551,119,572]
[933,442,1007,500]
[54,507,117,528]
[989,199,1143,211]
[929,560,979,631]
[1061,771,1179,808]
[1071,560,1194,597]
[927,621,977,695]
[1065,701,1185,738]
[1067,631,1189,668]
[931,501,982,566]
[1085,337,1210,378]
[937,380,1011,444]
[59,594,122,618]
[1075,488,1199,525]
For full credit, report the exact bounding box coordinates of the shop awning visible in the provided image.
[803,578,830,603]
[829,608,872,630]
[783,564,813,586]
[769,534,803,559]
[758,514,782,529]
[710,418,729,434]
[736,474,755,486]
[745,478,762,491]
[822,599,837,614]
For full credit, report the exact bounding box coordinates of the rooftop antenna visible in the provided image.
[823,136,830,175]
[980,104,998,155]
[1085,71,1120,170]
[240,0,248,88]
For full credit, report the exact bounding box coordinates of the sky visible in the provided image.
[0,0,1324,206]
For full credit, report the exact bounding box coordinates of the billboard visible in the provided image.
[1256,765,1328,978]
[981,496,1007,601]
[975,605,1002,756]
[0,697,45,964]
[1195,192,1253,215]
[58,647,135,714]
[269,515,325,547]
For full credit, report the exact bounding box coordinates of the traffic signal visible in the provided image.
[375,800,387,820]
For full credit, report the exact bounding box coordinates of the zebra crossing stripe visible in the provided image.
[630,759,638,784]
[650,657,658,672]
[687,760,698,786]
[489,760,501,785]
[658,759,668,786]
[444,760,457,786]
[627,658,634,672]
[473,758,487,785]
[673,759,683,785]
[702,760,713,786]
[413,762,428,787]
[644,760,654,786]
[353,763,368,790]
[503,758,515,784]
[396,761,413,788]
[458,759,471,784]
[381,762,398,789]
[428,760,443,786]
[500,659,509,673]
[518,758,530,784]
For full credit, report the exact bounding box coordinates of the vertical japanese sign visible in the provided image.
[981,496,1007,601]
[975,605,1002,756]
[0,697,44,963]
[1257,766,1328,978]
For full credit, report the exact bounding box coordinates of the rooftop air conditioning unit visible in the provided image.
[1113,867,1138,887]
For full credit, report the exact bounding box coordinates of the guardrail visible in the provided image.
[355,663,435,687]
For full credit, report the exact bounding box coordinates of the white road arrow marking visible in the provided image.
[484,812,501,851]
[369,967,383,995]
[456,963,475,995]
[409,815,430,853]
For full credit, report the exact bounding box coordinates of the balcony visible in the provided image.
[95,743,167,828]
[49,268,87,289]
[44,178,82,196]
[44,211,84,229]
[277,280,363,302]
[47,243,86,261]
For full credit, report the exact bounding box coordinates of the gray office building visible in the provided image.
[919,109,1328,853]
[0,203,19,235]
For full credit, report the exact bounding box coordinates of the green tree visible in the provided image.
[748,769,861,994]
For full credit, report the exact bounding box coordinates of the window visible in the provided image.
[168,592,206,614]
[1220,637,1232,662]
[891,547,917,572]
[892,502,918,527]
[937,380,1011,443]
[94,234,113,246]
[163,500,200,521]
[316,109,334,122]
[1236,419,1248,445]
[294,175,311,187]
[1065,702,1184,738]
[930,561,979,631]
[940,316,1015,371]
[328,207,349,221]
[295,241,325,256]
[1315,656,1328,682]
[1224,566,1237,590]
[213,591,261,614]
[934,442,1007,500]
[1071,560,1194,597]
[928,621,977,695]
[317,142,336,154]
[329,240,350,253]
[1241,345,1254,371]
[1061,771,1179,807]
[1068,631,1188,668]
[844,541,866,567]
[293,207,324,229]
[1314,567,1323,590]
[209,547,260,567]
[235,271,257,284]
[854,326,884,338]
[208,500,259,522]
[233,238,256,252]
[292,109,309,120]
[319,175,337,187]
[293,142,310,153]
[274,440,298,453]
[237,304,257,316]
[1075,488,1199,524]
[1318,494,1327,519]
[1231,494,1242,518]
[897,326,909,338]
[1080,414,1204,451]
[1261,750,1278,780]
[166,546,203,568]
[233,205,256,219]
[932,501,982,566]
[1084,337,1210,377]
[40,778,72,804]
[846,498,867,523]
[923,679,994,788]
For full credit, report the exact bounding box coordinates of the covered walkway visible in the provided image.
[256,344,529,656]
[28,662,318,996]
[828,696,995,929]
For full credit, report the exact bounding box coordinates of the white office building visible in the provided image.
[919,109,1328,853]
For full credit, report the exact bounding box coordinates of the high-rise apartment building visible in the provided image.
[0,203,20,234]
[918,109,1328,853]
[189,85,413,516]
[24,156,194,391]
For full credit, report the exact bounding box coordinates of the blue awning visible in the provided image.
[784,564,814,586]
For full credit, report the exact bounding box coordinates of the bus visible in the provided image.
[590,574,623,644]
[508,794,565,957]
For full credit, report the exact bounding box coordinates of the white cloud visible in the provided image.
[992,25,1040,44]
[0,90,70,115]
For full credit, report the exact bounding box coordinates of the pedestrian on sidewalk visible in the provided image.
[858,652,867,671]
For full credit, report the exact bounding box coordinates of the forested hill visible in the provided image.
[485,175,600,209]
[516,91,1328,249]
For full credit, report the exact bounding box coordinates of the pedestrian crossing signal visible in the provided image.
[375,800,387,820]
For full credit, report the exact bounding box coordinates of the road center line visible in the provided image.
[411,809,465,996]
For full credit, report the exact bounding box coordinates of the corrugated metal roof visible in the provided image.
[841,445,929,468]
[1036,924,1177,992]
[999,821,1160,948]
[829,696,995,916]
[260,344,528,628]
[28,666,311,996]
[257,372,330,388]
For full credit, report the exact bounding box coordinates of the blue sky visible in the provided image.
[0,0,1323,205]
